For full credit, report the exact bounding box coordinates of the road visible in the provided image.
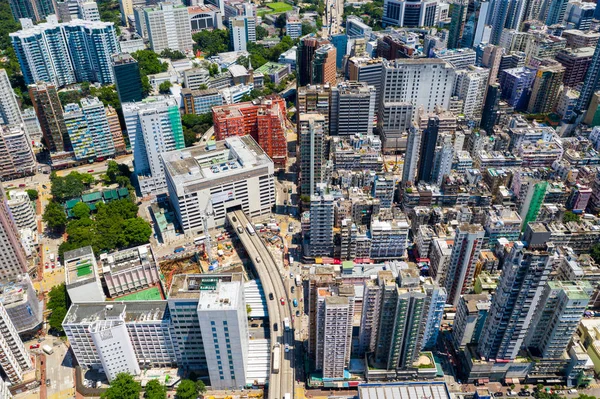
[322,0,344,36]
[227,210,294,399]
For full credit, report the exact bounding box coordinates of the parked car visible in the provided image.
[269,293,274,300]
[280,297,285,305]
[493,393,503,397]
[29,344,40,349]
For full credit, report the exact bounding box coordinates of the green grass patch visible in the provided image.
[117,287,162,301]
[258,2,293,15]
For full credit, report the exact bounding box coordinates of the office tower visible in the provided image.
[297,36,330,86]
[447,0,468,49]
[453,66,489,121]
[123,96,185,196]
[346,15,373,39]
[212,97,287,165]
[106,106,126,155]
[0,70,22,126]
[144,3,193,53]
[11,17,119,87]
[462,0,491,48]
[542,0,568,25]
[197,280,248,389]
[452,294,490,350]
[299,114,326,196]
[0,125,36,179]
[527,61,565,114]
[478,242,553,360]
[0,187,28,282]
[307,195,335,258]
[164,136,274,234]
[416,116,439,183]
[444,224,485,306]
[526,281,592,359]
[422,281,447,350]
[81,97,115,158]
[576,39,600,114]
[311,44,336,87]
[565,1,595,30]
[489,0,527,45]
[0,302,32,383]
[555,47,594,88]
[315,285,354,379]
[297,84,332,134]
[402,126,421,184]
[112,53,144,104]
[181,88,223,115]
[330,81,376,135]
[229,15,256,52]
[29,83,69,153]
[382,0,439,27]
[347,57,384,106]
[481,83,501,133]
[9,0,55,22]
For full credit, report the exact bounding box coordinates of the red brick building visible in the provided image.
[212,96,288,165]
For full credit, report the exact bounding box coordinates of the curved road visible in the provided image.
[227,210,294,399]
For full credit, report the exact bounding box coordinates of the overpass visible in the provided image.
[226,210,294,399]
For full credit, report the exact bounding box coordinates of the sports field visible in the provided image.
[118,287,162,301]
[258,2,293,16]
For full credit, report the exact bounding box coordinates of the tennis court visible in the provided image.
[118,287,162,301]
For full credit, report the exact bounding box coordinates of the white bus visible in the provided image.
[246,223,256,235]
[272,345,281,374]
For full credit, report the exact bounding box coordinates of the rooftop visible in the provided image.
[359,382,452,399]
[64,246,98,284]
[197,281,242,311]
[168,273,243,299]
[63,301,169,325]
[99,244,156,275]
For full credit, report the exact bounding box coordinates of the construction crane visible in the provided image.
[200,201,215,265]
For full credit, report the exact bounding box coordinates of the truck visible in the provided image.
[283,317,290,331]
[271,344,281,374]
[295,275,301,287]
[42,345,54,355]
[246,223,255,235]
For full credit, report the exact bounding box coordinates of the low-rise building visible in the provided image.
[64,246,106,303]
[99,245,161,298]
[182,88,224,115]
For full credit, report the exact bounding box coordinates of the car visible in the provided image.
[280,297,285,305]
[493,393,503,397]
[518,393,528,397]
[51,264,55,269]
[296,310,300,317]
[250,323,258,327]
[42,184,47,189]
[19,184,26,188]
[568,390,578,394]
[291,286,295,293]
[87,169,94,173]
[273,323,278,331]
[283,200,288,205]
[255,257,261,263]
[46,379,51,387]
[237,226,244,234]
[38,338,43,343]
[290,272,294,279]
[232,216,237,222]
[285,344,290,352]
[269,293,274,300]
[29,344,40,349]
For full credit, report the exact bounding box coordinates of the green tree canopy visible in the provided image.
[160,48,186,60]
[256,25,269,40]
[144,379,167,399]
[47,283,69,332]
[71,202,91,219]
[132,50,169,75]
[50,171,94,202]
[43,201,67,232]
[182,113,213,147]
[193,29,230,57]
[159,81,172,94]
[101,373,142,399]
[563,211,581,223]
[175,380,198,399]
[26,189,38,201]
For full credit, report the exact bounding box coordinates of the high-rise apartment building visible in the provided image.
[330,81,376,136]
[112,53,144,104]
[106,106,127,155]
[527,61,565,114]
[422,281,447,350]
[21,108,42,145]
[81,97,115,159]
[307,195,335,258]
[452,294,490,350]
[296,84,332,134]
[447,0,468,49]
[123,96,185,196]
[526,281,592,358]
[576,38,600,114]
[212,97,287,165]
[444,224,485,306]
[489,0,527,45]
[197,280,248,389]
[454,66,489,121]
[416,116,439,183]
[481,83,502,133]
[64,103,92,160]
[0,302,32,384]
[478,242,553,360]
[0,69,22,126]
[6,191,36,231]
[382,0,440,27]
[0,125,36,179]
[519,180,548,231]
[11,17,119,87]
[0,188,28,283]
[9,0,55,22]
[315,285,354,379]
[555,47,594,88]
[29,83,69,154]
[144,3,193,53]
[299,114,326,196]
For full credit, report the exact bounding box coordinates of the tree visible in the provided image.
[144,379,167,399]
[90,85,120,110]
[510,384,516,391]
[591,243,600,265]
[175,380,198,399]
[256,25,269,40]
[160,48,186,60]
[101,373,142,399]
[301,22,317,35]
[207,63,220,77]
[26,189,38,201]
[193,29,229,57]
[72,202,91,219]
[563,211,581,223]
[247,304,252,314]
[196,380,206,395]
[105,160,120,183]
[47,284,69,333]
[159,81,172,94]
[131,50,169,75]
[123,217,153,247]
[43,201,67,232]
